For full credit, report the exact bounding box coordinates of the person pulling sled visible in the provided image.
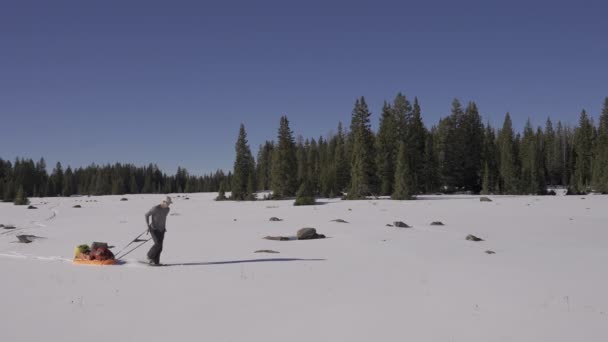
[145,196,172,265]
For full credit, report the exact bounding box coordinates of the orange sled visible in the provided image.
[73,258,117,266]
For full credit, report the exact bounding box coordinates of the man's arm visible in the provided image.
[145,206,156,231]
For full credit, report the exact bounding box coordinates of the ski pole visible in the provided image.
[116,238,151,260]
[114,229,149,257]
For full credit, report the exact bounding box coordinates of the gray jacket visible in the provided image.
[145,205,170,231]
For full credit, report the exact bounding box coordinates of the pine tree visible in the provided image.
[231,124,255,200]
[544,118,559,185]
[347,97,378,199]
[307,138,320,195]
[142,171,154,194]
[498,113,517,194]
[319,136,333,197]
[271,116,298,198]
[216,181,228,201]
[520,119,535,193]
[334,122,349,194]
[434,117,450,190]
[35,158,48,197]
[408,97,427,193]
[556,121,569,185]
[294,177,315,206]
[393,93,412,144]
[481,123,499,194]
[481,162,491,195]
[375,101,398,195]
[296,140,308,185]
[162,180,172,194]
[572,110,594,193]
[256,141,274,191]
[94,169,106,195]
[320,139,330,196]
[51,162,64,196]
[63,167,75,196]
[461,101,484,193]
[1,160,11,200]
[535,127,548,194]
[513,132,522,188]
[423,129,440,193]
[3,179,15,202]
[129,174,138,193]
[111,177,124,195]
[246,172,257,201]
[392,142,416,200]
[442,99,466,191]
[592,98,608,192]
[14,185,29,205]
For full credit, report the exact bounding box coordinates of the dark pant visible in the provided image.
[147,229,165,264]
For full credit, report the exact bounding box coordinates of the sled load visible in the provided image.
[73,242,117,265]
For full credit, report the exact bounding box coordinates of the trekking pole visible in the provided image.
[116,238,151,260]
[114,229,149,258]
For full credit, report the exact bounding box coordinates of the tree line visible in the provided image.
[0,160,229,203]
[230,95,608,201]
[3,95,607,204]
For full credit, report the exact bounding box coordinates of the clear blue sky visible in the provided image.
[1,0,607,174]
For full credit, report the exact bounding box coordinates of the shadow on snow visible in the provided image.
[160,258,326,267]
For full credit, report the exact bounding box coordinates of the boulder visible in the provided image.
[430,221,444,226]
[120,198,128,201]
[297,227,326,240]
[27,205,38,209]
[17,235,33,243]
[331,219,348,223]
[485,250,496,254]
[73,205,82,208]
[479,197,492,202]
[16,235,42,243]
[297,227,318,239]
[393,221,411,228]
[269,217,283,222]
[466,234,484,242]
[255,250,280,254]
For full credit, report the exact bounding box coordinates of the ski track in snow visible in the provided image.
[0,201,59,236]
[0,251,71,263]
[0,252,158,268]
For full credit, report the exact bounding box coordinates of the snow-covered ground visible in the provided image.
[1,193,607,341]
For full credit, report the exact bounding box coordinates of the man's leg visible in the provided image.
[153,231,165,264]
[147,230,163,263]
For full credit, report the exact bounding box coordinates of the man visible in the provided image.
[145,196,172,265]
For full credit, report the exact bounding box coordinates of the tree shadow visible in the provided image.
[163,258,326,267]
[415,196,481,201]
